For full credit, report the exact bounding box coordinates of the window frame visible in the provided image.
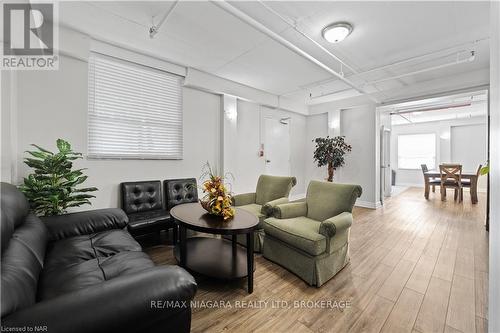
[87,52,184,160]
[397,133,437,170]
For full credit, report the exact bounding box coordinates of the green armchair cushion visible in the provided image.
[272,202,308,219]
[306,181,362,222]
[264,216,326,256]
[255,175,297,206]
[232,192,256,206]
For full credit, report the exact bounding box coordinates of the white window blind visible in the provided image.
[88,53,183,159]
[397,133,436,169]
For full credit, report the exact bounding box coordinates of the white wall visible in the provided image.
[489,1,500,331]
[339,104,378,206]
[390,116,487,190]
[305,104,379,208]
[305,113,328,185]
[6,25,311,209]
[451,123,488,190]
[13,55,221,210]
[223,99,307,196]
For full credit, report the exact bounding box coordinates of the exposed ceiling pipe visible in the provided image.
[301,38,487,90]
[149,1,179,38]
[301,50,467,90]
[256,1,389,100]
[257,0,358,75]
[309,87,353,100]
[210,1,378,103]
[390,102,473,115]
[366,51,475,85]
[296,48,474,102]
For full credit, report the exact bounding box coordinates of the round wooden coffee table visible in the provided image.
[170,202,259,293]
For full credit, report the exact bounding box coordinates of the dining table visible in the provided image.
[423,170,479,203]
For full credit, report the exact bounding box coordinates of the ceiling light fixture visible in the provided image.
[322,22,353,43]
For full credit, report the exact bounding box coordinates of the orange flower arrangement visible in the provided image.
[199,162,235,221]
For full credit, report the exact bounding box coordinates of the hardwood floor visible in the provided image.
[145,187,488,333]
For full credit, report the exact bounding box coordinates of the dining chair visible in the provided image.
[461,164,482,204]
[439,164,463,202]
[421,164,440,193]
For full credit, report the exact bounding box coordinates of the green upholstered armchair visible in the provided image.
[263,180,362,287]
[231,175,297,252]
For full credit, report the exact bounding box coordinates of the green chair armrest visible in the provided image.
[261,197,289,215]
[232,192,256,206]
[273,202,308,219]
[319,212,353,238]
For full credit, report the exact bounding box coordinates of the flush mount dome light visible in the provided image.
[322,22,353,43]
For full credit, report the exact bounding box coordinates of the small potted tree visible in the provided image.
[19,139,98,216]
[313,136,352,182]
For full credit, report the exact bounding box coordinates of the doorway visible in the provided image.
[263,117,291,176]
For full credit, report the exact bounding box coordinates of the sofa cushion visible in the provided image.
[39,229,149,301]
[1,183,31,252]
[264,217,326,256]
[1,215,48,317]
[238,204,266,228]
[121,181,163,214]
[164,178,198,210]
[127,210,171,230]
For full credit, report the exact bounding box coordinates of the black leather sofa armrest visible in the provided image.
[41,208,129,241]
[1,266,197,333]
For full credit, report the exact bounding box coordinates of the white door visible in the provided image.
[380,126,392,202]
[264,117,291,176]
[451,124,488,190]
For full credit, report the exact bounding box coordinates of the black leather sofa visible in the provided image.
[0,182,197,333]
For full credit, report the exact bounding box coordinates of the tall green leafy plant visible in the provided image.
[313,136,352,182]
[19,139,98,216]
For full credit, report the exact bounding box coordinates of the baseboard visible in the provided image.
[395,183,424,188]
[355,200,382,209]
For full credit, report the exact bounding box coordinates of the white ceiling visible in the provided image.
[57,1,491,108]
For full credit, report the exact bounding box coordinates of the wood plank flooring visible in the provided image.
[145,187,488,333]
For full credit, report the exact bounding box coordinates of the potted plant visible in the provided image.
[313,136,352,182]
[19,139,98,216]
[199,162,235,221]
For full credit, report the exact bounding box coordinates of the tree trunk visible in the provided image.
[327,162,334,182]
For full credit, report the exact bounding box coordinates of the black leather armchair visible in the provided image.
[164,178,198,242]
[120,180,176,244]
[0,182,197,333]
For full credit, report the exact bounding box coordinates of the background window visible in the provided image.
[397,133,436,169]
[88,53,183,159]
